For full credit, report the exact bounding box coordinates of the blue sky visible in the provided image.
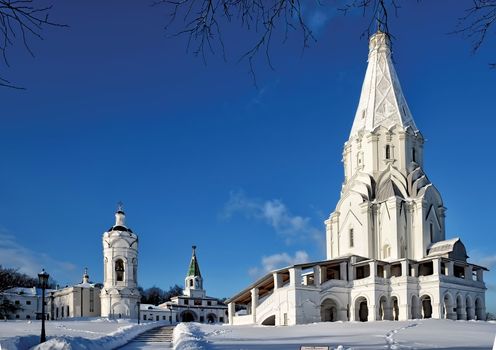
[1,1,495,312]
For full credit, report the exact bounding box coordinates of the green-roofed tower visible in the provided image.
[184,245,205,298]
[187,245,201,277]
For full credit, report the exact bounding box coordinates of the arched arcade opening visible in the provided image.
[354,296,368,322]
[421,295,432,319]
[321,298,339,322]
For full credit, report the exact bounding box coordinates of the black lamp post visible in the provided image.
[38,269,49,344]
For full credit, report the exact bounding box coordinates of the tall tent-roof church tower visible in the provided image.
[326,30,445,261]
[184,245,206,298]
[100,204,140,319]
[227,29,487,327]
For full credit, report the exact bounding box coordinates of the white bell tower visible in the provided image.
[100,204,140,319]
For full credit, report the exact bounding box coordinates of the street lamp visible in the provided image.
[38,269,49,344]
[137,301,140,324]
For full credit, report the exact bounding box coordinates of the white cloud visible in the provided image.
[0,231,76,280]
[309,10,331,32]
[468,250,496,269]
[249,251,310,279]
[222,190,324,245]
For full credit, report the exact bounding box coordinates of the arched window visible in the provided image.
[349,229,354,248]
[189,279,193,287]
[115,259,124,282]
[385,145,391,159]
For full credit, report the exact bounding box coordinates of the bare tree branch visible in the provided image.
[158,0,496,81]
[0,0,67,89]
[453,0,496,52]
[155,0,317,86]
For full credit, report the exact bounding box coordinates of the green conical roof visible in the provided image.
[187,246,201,277]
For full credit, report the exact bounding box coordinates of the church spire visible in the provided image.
[349,30,418,138]
[187,245,201,278]
[184,245,205,298]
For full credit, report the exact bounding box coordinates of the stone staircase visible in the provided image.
[124,326,174,348]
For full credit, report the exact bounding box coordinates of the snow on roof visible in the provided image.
[428,237,461,254]
[427,237,468,261]
[2,287,55,296]
[73,282,98,288]
[3,287,37,295]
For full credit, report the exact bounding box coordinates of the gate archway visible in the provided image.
[180,310,197,322]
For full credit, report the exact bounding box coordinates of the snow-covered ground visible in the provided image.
[174,320,496,350]
[0,318,161,350]
[2,319,495,350]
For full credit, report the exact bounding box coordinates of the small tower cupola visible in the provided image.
[115,209,125,226]
[82,267,90,284]
[184,245,205,298]
[108,202,134,233]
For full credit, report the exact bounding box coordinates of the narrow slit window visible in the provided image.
[349,228,354,248]
[412,148,416,162]
[385,145,391,159]
[115,259,124,282]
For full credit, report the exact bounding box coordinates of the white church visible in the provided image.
[226,30,488,326]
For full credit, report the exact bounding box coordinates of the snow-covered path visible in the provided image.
[178,319,496,350]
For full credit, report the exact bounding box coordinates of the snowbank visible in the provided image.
[0,335,39,350]
[0,319,163,350]
[30,321,161,350]
[173,323,208,350]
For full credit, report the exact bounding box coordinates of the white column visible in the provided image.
[340,262,348,281]
[348,265,355,281]
[369,261,377,278]
[476,269,484,282]
[251,288,258,323]
[410,263,418,277]
[273,273,282,289]
[368,303,377,321]
[289,268,302,287]
[401,260,409,277]
[384,265,391,278]
[432,258,441,275]
[465,265,473,281]
[313,266,321,287]
[446,261,454,276]
[228,302,235,325]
